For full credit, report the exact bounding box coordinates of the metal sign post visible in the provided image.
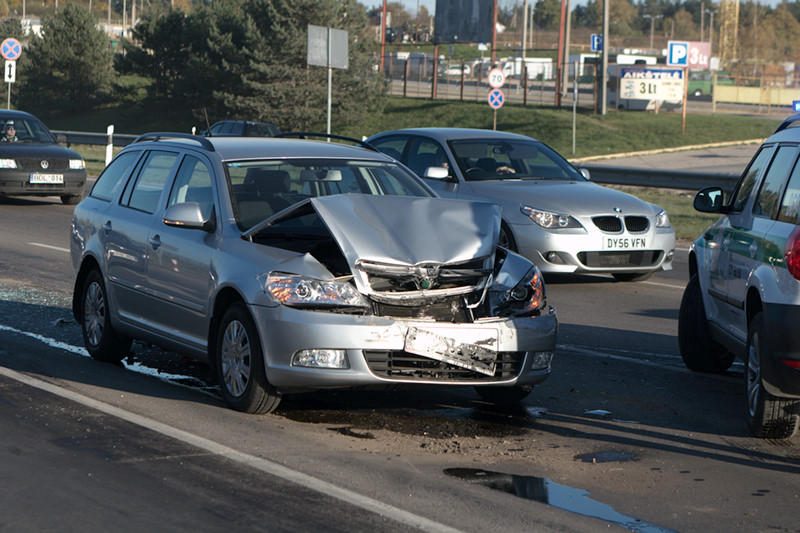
[682,67,688,134]
[307,25,348,137]
[5,60,15,109]
[572,60,578,155]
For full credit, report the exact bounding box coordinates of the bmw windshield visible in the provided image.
[448,139,585,182]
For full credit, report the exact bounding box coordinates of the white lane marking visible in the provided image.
[641,280,685,290]
[0,325,460,533]
[28,242,70,253]
[558,343,681,360]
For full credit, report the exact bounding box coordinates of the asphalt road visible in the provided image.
[0,193,798,532]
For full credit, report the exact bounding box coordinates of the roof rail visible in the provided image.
[275,131,378,152]
[775,113,800,133]
[132,132,215,151]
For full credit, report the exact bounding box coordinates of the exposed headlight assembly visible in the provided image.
[69,159,86,170]
[264,273,369,309]
[655,209,671,228]
[498,266,546,316]
[521,205,583,229]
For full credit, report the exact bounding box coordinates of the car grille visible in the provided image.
[16,158,69,171]
[364,350,525,382]
[624,216,649,233]
[592,216,622,233]
[373,297,473,322]
[578,250,663,268]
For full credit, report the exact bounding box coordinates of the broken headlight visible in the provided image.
[498,266,546,316]
[265,273,369,309]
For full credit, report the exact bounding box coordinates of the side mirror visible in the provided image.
[579,168,591,180]
[693,186,725,213]
[424,166,451,180]
[163,202,215,232]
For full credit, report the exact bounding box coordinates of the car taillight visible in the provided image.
[786,226,800,280]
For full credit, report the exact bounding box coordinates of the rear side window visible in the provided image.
[778,161,800,224]
[89,151,141,201]
[126,151,179,214]
[754,146,799,219]
[372,136,409,162]
[732,145,775,212]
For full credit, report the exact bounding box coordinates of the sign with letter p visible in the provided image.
[667,41,689,67]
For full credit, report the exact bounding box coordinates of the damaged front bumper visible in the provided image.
[249,303,558,391]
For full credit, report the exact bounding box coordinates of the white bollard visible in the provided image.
[105,124,114,166]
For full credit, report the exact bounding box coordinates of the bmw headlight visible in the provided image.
[521,205,583,229]
[69,159,86,170]
[0,158,17,168]
[656,209,671,228]
[498,266,546,316]
[264,273,369,309]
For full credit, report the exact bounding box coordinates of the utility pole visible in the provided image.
[562,0,572,100]
[700,1,705,42]
[706,9,714,54]
[642,14,663,50]
[379,0,387,72]
[555,0,568,106]
[601,0,609,115]
[522,0,528,60]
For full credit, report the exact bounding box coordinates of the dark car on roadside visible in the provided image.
[0,110,87,205]
[203,120,280,137]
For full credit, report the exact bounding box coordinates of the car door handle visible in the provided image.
[148,235,161,249]
[102,221,112,234]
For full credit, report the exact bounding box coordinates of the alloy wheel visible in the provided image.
[83,281,105,347]
[221,320,252,398]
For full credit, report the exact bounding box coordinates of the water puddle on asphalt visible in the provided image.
[444,468,674,533]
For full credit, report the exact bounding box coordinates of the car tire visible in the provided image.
[215,303,281,414]
[612,272,654,282]
[745,313,800,439]
[475,385,532,406]
[678,275,734,372]
[80,269,131,363]
[60,194,81,205]
[498,222,517,252]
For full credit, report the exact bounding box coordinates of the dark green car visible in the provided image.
[679,114,800,439]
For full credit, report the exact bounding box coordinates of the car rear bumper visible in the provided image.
[249,303,558,391]
[0,169,86,197]
[761,303,800,398]
[511,221,676,274]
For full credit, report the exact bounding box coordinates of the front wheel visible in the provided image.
[498,223,517,252]
[678,275,733,372]
[80,269,131,363]
[215,303,280,414]
[745,313,799,439]
[475,385,532,406]
[612,272,654,282]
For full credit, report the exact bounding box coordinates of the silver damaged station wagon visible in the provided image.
[70,134,557,413]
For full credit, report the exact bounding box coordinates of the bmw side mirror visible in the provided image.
[579,167,591,180]
[424,166,451,180]
[163,202,216,232]
[693,186,725,213]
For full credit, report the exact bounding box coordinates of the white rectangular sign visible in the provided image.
[619,68,684,101]
[4,60,15,83]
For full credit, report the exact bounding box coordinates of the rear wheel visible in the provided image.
[612,272,654,282]
[80,269,131,363]
[475,385,532,406]
[678,275,734,372]
[745,313,799,439]
[60,194,81,205]
[215,303,280,414]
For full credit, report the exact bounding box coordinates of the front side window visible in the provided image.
[754,145,798,219]
[226,158,431,230]
[90,151,141,201]
[0,116,56,143]
[448,139,584,182]
[406,139,449,177]
[127,151,179,214]
[168,156,214,220]
[732,145,775,212]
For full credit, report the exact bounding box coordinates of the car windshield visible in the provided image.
[226,158,432,230]
[448,139,584,182]
[0,116,55,144]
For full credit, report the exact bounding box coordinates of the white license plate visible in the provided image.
[404,326,498,376]
[602,236,648,250]
[29,173,64,184]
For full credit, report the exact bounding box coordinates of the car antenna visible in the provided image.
[203,107,211,136]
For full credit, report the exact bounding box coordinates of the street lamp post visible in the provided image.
[705,9,714,55]
[642,14,663,51]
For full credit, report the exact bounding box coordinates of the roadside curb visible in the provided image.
[570,138,765,163]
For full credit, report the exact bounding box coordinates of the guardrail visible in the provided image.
[52,129,741,192]
[579,164,740,193]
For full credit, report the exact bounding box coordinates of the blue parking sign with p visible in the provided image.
[591,34,603,52]
[667,41,689,67]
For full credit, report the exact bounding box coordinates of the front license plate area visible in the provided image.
[29,173,64,184]
[404,326,498,376]
[602,236,647,250]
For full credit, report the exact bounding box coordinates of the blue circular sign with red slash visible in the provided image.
[487,88,505,110]
[1,38,22,61]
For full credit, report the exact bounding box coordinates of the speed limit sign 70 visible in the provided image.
[488,68,505,89]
